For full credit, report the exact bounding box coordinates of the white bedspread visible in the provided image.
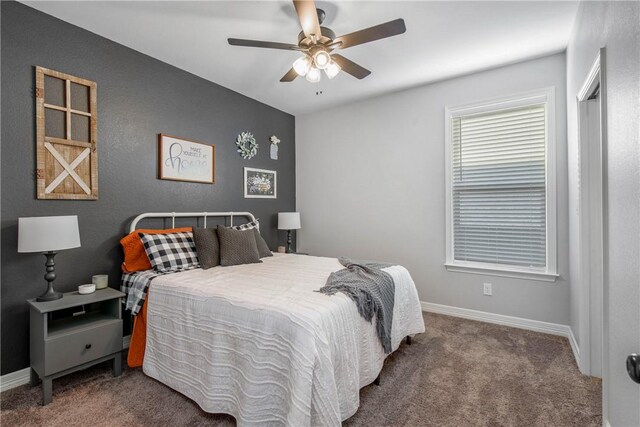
[143,253,425,426]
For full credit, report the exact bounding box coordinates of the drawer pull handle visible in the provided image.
[85,344,92,349]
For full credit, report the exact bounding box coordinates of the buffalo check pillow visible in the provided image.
[231,219,260,231]
[139,231,200,273]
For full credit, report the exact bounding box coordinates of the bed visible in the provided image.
[121,212,425,426]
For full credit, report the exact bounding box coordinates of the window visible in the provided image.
[445,88,557,281]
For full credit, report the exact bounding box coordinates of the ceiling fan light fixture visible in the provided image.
[313,50,331,70]
[228,1,406,83]
[293,55,312,76]
[325,60,341,79]
[306,66,321,83]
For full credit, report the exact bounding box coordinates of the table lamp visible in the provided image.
[278,212,301,253]
[18,215,81,301]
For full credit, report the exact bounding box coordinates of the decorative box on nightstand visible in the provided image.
[28,287,124,405]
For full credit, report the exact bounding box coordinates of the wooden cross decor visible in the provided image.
[35,66,98,200]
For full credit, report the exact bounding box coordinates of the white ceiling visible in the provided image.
[24,1,579,116]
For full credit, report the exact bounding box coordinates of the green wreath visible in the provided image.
[236,131,258,159]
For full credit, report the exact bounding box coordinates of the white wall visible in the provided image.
[296,53,570,325]
[566,2,640,425]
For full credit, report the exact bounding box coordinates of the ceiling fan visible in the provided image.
[228,0,406,83]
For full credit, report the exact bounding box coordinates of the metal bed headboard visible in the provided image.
[129,211,257,233]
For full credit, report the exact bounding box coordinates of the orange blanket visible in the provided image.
[127,298,148,368]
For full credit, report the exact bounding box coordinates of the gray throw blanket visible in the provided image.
[318,258,395,353]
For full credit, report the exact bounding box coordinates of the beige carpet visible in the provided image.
[1,313,601,426]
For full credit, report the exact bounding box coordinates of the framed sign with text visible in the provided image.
[158,134,215,184]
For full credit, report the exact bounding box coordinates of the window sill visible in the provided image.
[444,262,558,282]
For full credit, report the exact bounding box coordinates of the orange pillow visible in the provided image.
[120,227,192,273]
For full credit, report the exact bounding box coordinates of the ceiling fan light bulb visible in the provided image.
[306,67,321,83]
[313,50,331,70]
[293,55,311,76]
[325,61,341,79]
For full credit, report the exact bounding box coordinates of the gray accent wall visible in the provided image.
[1,2,295,375]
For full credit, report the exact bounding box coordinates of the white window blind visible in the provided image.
[451,104,547,268]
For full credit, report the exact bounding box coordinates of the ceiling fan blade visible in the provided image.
[280,68,298,82]
[293,0,322,40]
[331,54,371,79]
[334,19,406,49]
[228,38,300,51]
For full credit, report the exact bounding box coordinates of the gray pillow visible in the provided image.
[193,228,220,269]
[217,225,262,266]
[251,228,273,258]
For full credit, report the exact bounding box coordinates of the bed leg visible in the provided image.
[373,374,381,386]
[406,335,412,345]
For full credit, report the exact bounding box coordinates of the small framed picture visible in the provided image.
[244,167,277,199]
[158,134,215,184]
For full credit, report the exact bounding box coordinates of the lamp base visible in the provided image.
[37,252,63,301]
[36,287,62,302]
[286,230,293,253]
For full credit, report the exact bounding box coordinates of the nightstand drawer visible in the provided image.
[44,319,122,375]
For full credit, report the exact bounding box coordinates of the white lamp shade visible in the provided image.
[305,67,321,83]
[293,55,312,76]
[325,60,341,79]
[278,212,301,230]
[18,215,81,253]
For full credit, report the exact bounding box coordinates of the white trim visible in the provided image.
[444,87,558,280]
[421,301,569,335]
[568,326,582,372]
[421,301,581,369]
[0,368,31,393]
[0,336,131,392]
[597,47,610,425]
[445,261,559,282]
[576,51,606,379]
[3,315,582,393]
[446,89,553,118]
[577,53,601,101]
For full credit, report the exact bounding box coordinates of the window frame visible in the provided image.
[444,87,558,282]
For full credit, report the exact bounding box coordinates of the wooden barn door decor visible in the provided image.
[36,66,98,200]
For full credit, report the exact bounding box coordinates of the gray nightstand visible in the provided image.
[28,287,124,405]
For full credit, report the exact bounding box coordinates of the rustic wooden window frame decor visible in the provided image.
[36,66,98,200]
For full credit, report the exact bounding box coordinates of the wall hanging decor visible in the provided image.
[269,135,280,160]
[236,131,257,159]
[158,134,215,184]
[244,167,277,199]
[35,66,98,200]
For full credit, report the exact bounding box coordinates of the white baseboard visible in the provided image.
[421,301,581,367]
[3,310,581,393]
[567,327,582,371]
[0,368,31,393]
[1,336,131,393]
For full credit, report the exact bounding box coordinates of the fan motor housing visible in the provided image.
[298,27,336,48]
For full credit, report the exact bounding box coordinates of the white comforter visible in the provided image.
[143,253,425,426]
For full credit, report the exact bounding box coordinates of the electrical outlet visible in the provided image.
[483,283,492,296]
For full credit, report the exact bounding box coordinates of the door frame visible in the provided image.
[576,48,608,418]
